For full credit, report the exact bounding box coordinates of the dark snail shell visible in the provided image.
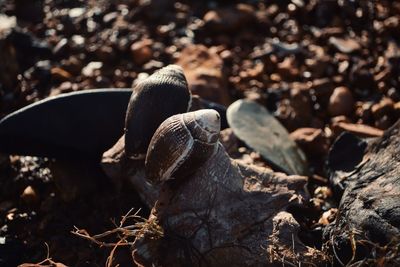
[145,109,221,184]
[124,64,191,159]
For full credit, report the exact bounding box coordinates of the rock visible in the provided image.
[176,44,231,106]
[318,208,338,226]
[268,212,328,264]
[68,7,86,20]
[290,127,330,157]
[15,0,44,23]
[53,38,69,57]
[328,86,354,117]
[130,39,153,66]
[227,99,308,175]
[203,4,256,33]
[20,186,39,205]
[81,61,103,77]
[61,56,83,75]
[329,37,361,54]
[324,121,400,264]
[371,97,395,129]
[0,17,19,91]
[276,88,313,131]
[331,121,383,138]
[51,67,72,82]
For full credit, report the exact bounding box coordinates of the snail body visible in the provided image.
[124,65,191,159]
[145,109,220,184]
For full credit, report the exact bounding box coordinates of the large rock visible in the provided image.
[324,120,400,265]
[176,44,231,106]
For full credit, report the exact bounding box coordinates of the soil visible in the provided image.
[1,0,400,266]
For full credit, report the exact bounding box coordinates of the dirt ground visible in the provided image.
[1,0,400,266]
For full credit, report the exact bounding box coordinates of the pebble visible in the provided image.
[130,39,153,66]
[329,37,361,54]
[51,67,72,81]
[81,61,103,77]
[328,86,354,116]
[290,128,329,157]
[20,186,39,205]
[331,121,384,138]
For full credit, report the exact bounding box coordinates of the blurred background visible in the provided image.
[1,0,400,265]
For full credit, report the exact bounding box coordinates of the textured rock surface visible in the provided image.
[131,143,325,266]
[324,120,400,265]
[176,44,231,106]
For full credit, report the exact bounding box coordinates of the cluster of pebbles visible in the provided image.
[1,0,400,266]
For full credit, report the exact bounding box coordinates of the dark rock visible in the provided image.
[324,121,400,265]
[328,86,354,117]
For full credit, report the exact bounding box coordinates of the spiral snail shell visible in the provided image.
[124,64,192,159]
[145,109,221,184]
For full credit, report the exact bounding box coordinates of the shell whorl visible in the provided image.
[145,109,221,184]
[124,64,191,159]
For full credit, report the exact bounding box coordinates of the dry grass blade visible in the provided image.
[18,243,68,267]
[71,208,163,267]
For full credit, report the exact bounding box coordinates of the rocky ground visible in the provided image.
[1,0,400,266]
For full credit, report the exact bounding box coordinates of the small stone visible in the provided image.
[203,4,255,33]
[331,121,384,138]
[53,38,69,56]
[318,208,338,226]
[328,86,354,117]
[371,97,394,119]
[329,37,361,54]
[51,67,72,82]
[81,61,103,77]
[290,128,329,157]
[130,39,153,66]
[95,45,115,62]
[68,7,86,19]
[61,56,83,75]
[20,186,39,205]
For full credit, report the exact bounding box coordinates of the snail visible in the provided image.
[145,109,220,184]
[124,64,192,159]
[131,109,313,266]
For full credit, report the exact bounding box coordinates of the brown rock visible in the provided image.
[331,121,383,138]
[328,37,361,54]
[371,97,394,119]
[130,39,153,66]
[290,128,329,157]
[176,44,231,105]
[61,56,83,75]
[371,98,395,129]
[318,208,338,226]
[328,86,354,116]
[203,4,255,33]
[20,186,39,205]
[276,88,313,131]
[51,67,72,82]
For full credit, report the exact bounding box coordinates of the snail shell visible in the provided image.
[124,64,191,159]
[145,109,221,184]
